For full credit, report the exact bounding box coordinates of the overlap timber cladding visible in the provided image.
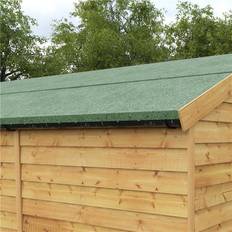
[0,131,17,231]
[0,127,190,232]
[2,94,232,232]
[194,95,232,232]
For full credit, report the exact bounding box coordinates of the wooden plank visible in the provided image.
[195,201,232,232]
[22,199,188,232]
[225,96,232,104]
[23,216,129,232]
[1,179,188,217]
[0,131,14,146]
[196,163,232,188]
[195,144,232,166]
[0,146,15,163]
[22,164,188,195]
[187,129,195,232]
[0,211,17,230]
[179,74,232,131]
[202,102,232,123]
[194,121,232,144]
[0,180,16,197]
[14,131,22,232]
[22,181,187,217]
[195,182,232,211]
[0,228,17,232]
[0,163,15,180]
[20,128,188,148]
[201,220,232,232]
[21,146,188,172]
[0,196,16,213]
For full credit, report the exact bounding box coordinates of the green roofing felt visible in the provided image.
[0,54,232,126]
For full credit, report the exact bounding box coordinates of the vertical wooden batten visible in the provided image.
[14,130,22,232]
[187,128,195,232]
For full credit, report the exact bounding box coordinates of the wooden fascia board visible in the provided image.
[178,73,232,131]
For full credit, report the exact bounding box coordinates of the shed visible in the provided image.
[0,54,232,232]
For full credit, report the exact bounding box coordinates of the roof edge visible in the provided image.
[0,119,181,130]
[0,110,179,128]
[178,73,232,131]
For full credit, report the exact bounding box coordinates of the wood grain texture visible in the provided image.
[0,163,15,180]
[0,180,15,197]
[0,228,17,232]
[21,181,187,217]
[1,179,188,217]
[195,163,232,188]
[14,130,22,232]
[225,96,232,104]
[195,182,232,210]
[0,196,16,213]
[20,128,188,148]
[194,121,232,144]
[195,201,232,232]
[0,146,15,163]
[21,164,188,194]
[179,74,232,131]
[22,199,188,232]
[1,127,190,231]
[187,128,195,232]
[194,94,232,232]
[0,211,17,230]
[0,131,14,146]
[195,144,232,166]
[21,146,188,172]
[201,220,232,232]
[202,102,232,123]
[23,216,130,232]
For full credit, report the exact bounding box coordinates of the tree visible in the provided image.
[49,0,167,73]
[166,2,232,59]
[0,0,42,81]
[213,12,232,54]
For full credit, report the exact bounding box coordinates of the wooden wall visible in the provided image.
[2,96,231,232]
[1,127,190,232]
[194,95,232,232]
[0,130,17,232]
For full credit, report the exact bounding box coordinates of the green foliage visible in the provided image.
[0,0,43,81]
[1,0,232,80]
[50,0,167,73]
[214,12,232,54]
[166,2,232,59]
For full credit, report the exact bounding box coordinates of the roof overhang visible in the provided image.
[0,119,181,130]
[178,73,232,131]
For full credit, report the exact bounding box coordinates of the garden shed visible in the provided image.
[0,54,232,232]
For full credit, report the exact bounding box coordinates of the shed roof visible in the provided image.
[1,54,232,130]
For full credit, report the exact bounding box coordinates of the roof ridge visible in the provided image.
[3,53,231,83]
[1,71,232,96]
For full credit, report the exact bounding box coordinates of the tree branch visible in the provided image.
[5,70,20,77]
[9,72,23,81]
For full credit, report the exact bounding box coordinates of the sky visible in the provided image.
[21,0,232,38]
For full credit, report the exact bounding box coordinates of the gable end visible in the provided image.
[178,74,232,131]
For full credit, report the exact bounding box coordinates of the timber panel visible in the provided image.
[20,128,188,148]
[194,97,232,232]
[21,164,188,194]
[20,146,188,172]
[0,131,17,231]
[201,220,232,232]
[22,199,188,232]
[1,127,189,232]
[23,216,127,232]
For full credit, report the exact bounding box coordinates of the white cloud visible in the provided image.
[22,0,79,37]
[21,0,232,37]
[154,0,232,22]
